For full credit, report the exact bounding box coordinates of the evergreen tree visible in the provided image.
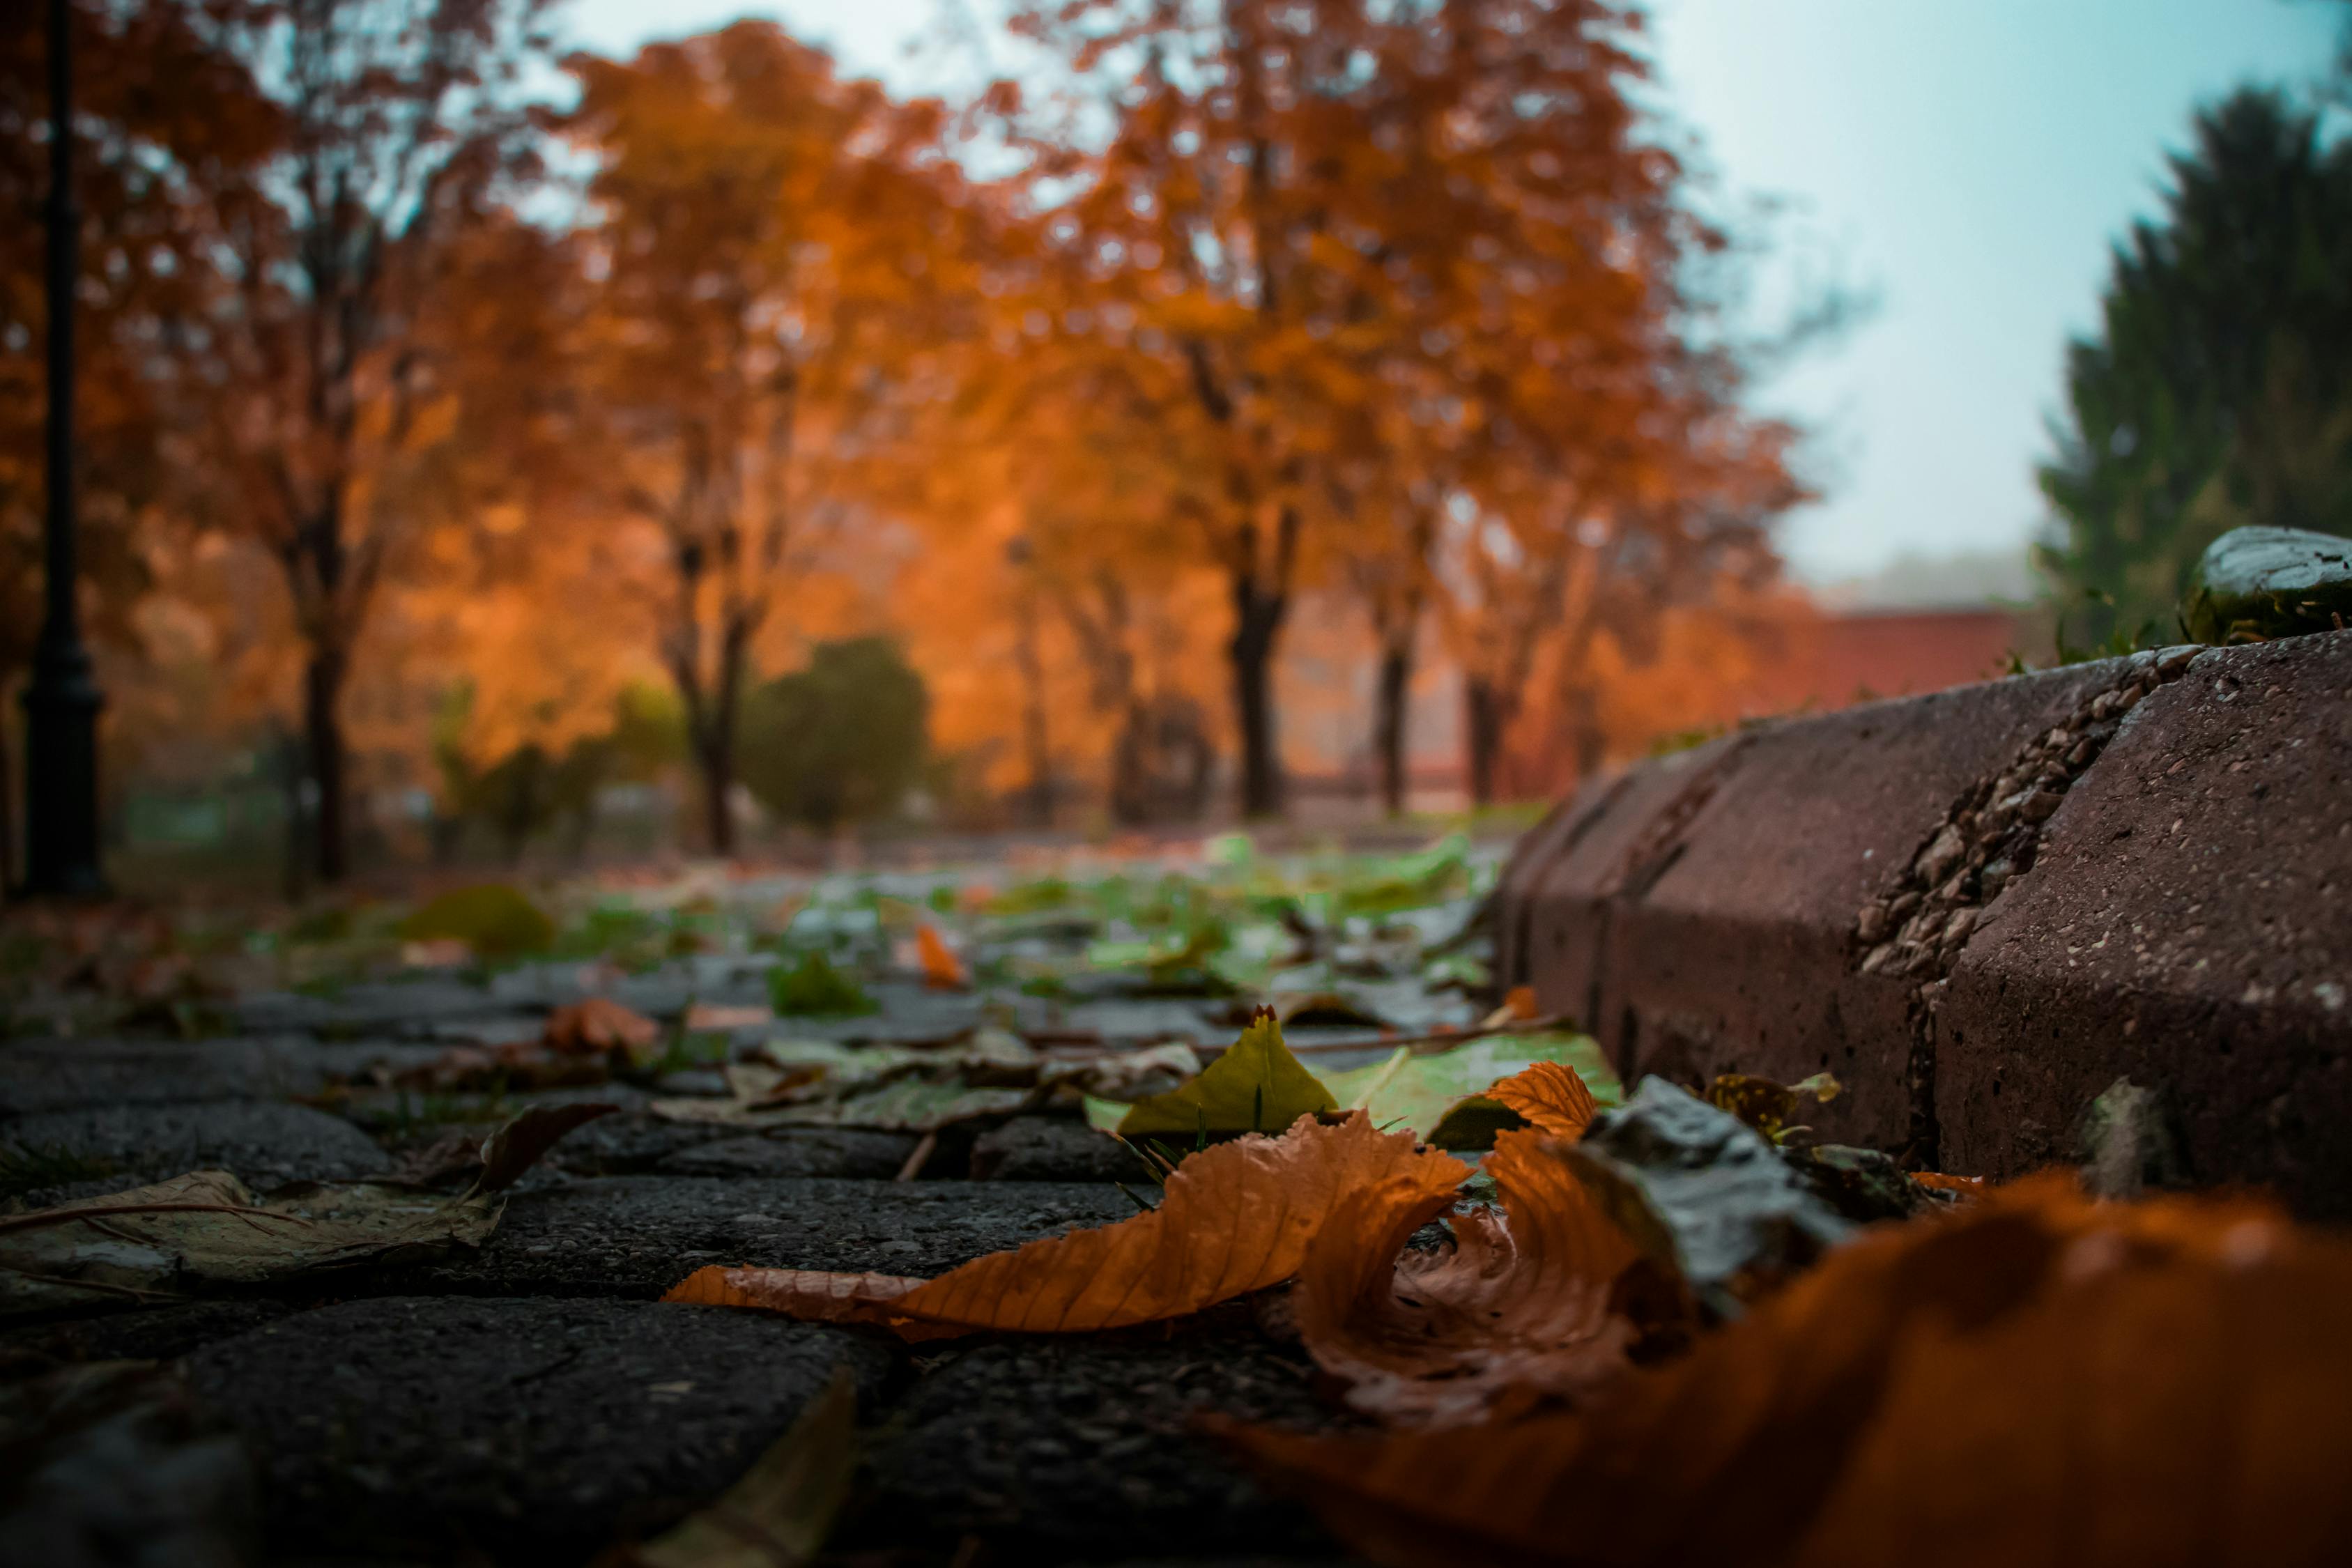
[2039,89,2352,643]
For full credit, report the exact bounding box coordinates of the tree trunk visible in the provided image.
[1015,592,1052,828]
[696,721,736,859]
[304,644,349,883]
[277,723,309,901]
[1229,585,1287,820]
[1373,626,1415,818]
[1463,674,1512,809]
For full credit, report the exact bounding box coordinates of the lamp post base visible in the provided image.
[19,634,107,899]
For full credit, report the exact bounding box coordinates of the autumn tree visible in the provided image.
[994,0,1794,817]
[562,23,981,855]
[164,0,555,882]
[997,0,1365,818]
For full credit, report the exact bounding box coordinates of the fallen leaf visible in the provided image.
[1910,1171,1987,1198]
[1479,984,1540,1029]
[683,1002,774,1032]
[767,952,878,1017]
[1116,1008,1337,1139]
[544,998,663,1066]
[1704,1070,1842,1143]
[1293,1130,1640,1424]
[1037,1041,1201,1102]
[1319,1034,1614,1148]
[1568,1077,1853,1316]
[473,1102,620,1193]
[777,1078,1036,1134]
[664,1112,1468,1339]
[1218,1177,2352,1568]
[0,1104,605,1318]
[666,1266,922,1323]
[397,884,555,958]
[915,925,967,990]
[654,1075,1034,1134]
[629,1367,859,1568]
[394,1040,613,1093]
[1482,1060,1601,1141]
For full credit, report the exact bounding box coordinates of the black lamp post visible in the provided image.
[20,0,106,898]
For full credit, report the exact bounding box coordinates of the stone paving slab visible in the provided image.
[853,1316,1348,1560]
[971,1115,1137,1182]
[1,1100,391,1199]
[653,1128,920,1178]
[528,1110,734,1174]
[229,979,512,1038]
[0,1036,451,1119]
[422,1176,1136,1298]
[2,1300,298,1369]
[183,1296,893,1562]
[1,1038,316,1118]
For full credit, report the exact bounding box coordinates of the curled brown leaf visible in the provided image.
[1293,1130,1640,1425]
[1220,1176,2352,1568]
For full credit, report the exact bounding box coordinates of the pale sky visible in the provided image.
[560,0,2345,588]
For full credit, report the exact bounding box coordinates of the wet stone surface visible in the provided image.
[0,843,1508,1566]
[854,1314,1350,1560]
[971,1114,1137,1182]
[183,1296,893,1563]
[423,1175,1137,1298]
[0,1037,324,1117]
[654,1128,919,1178]
[2,1300,300,1371]
[1,1100,392,1199]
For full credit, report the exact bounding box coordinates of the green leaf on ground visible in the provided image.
[1323,1031,1621,1148]
[1116,1010,1337,1138]
[396,884,555,958]
[767,951,879,1017]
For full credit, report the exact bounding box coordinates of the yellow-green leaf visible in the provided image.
[1323,1032,1621,1148]
[1116,1009,1337,1138]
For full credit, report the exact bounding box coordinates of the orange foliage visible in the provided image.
[30,0,1818,856]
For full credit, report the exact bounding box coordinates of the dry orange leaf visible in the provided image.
[1293,1130,1640,1425]
[664,1113,1468,1339]
[916,925,968,990]
[541,997,662,1064]
[1910,1171,1987,1197]
[1479,984,1541,1029]
[665,1265,921,1325]
[1484,1060,1599,1141]
[1220,1176,2352,1568]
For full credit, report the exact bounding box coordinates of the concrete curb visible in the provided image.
[1496,630,2352,1216]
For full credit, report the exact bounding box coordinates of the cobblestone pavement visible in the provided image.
[1,848,1496,1565]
